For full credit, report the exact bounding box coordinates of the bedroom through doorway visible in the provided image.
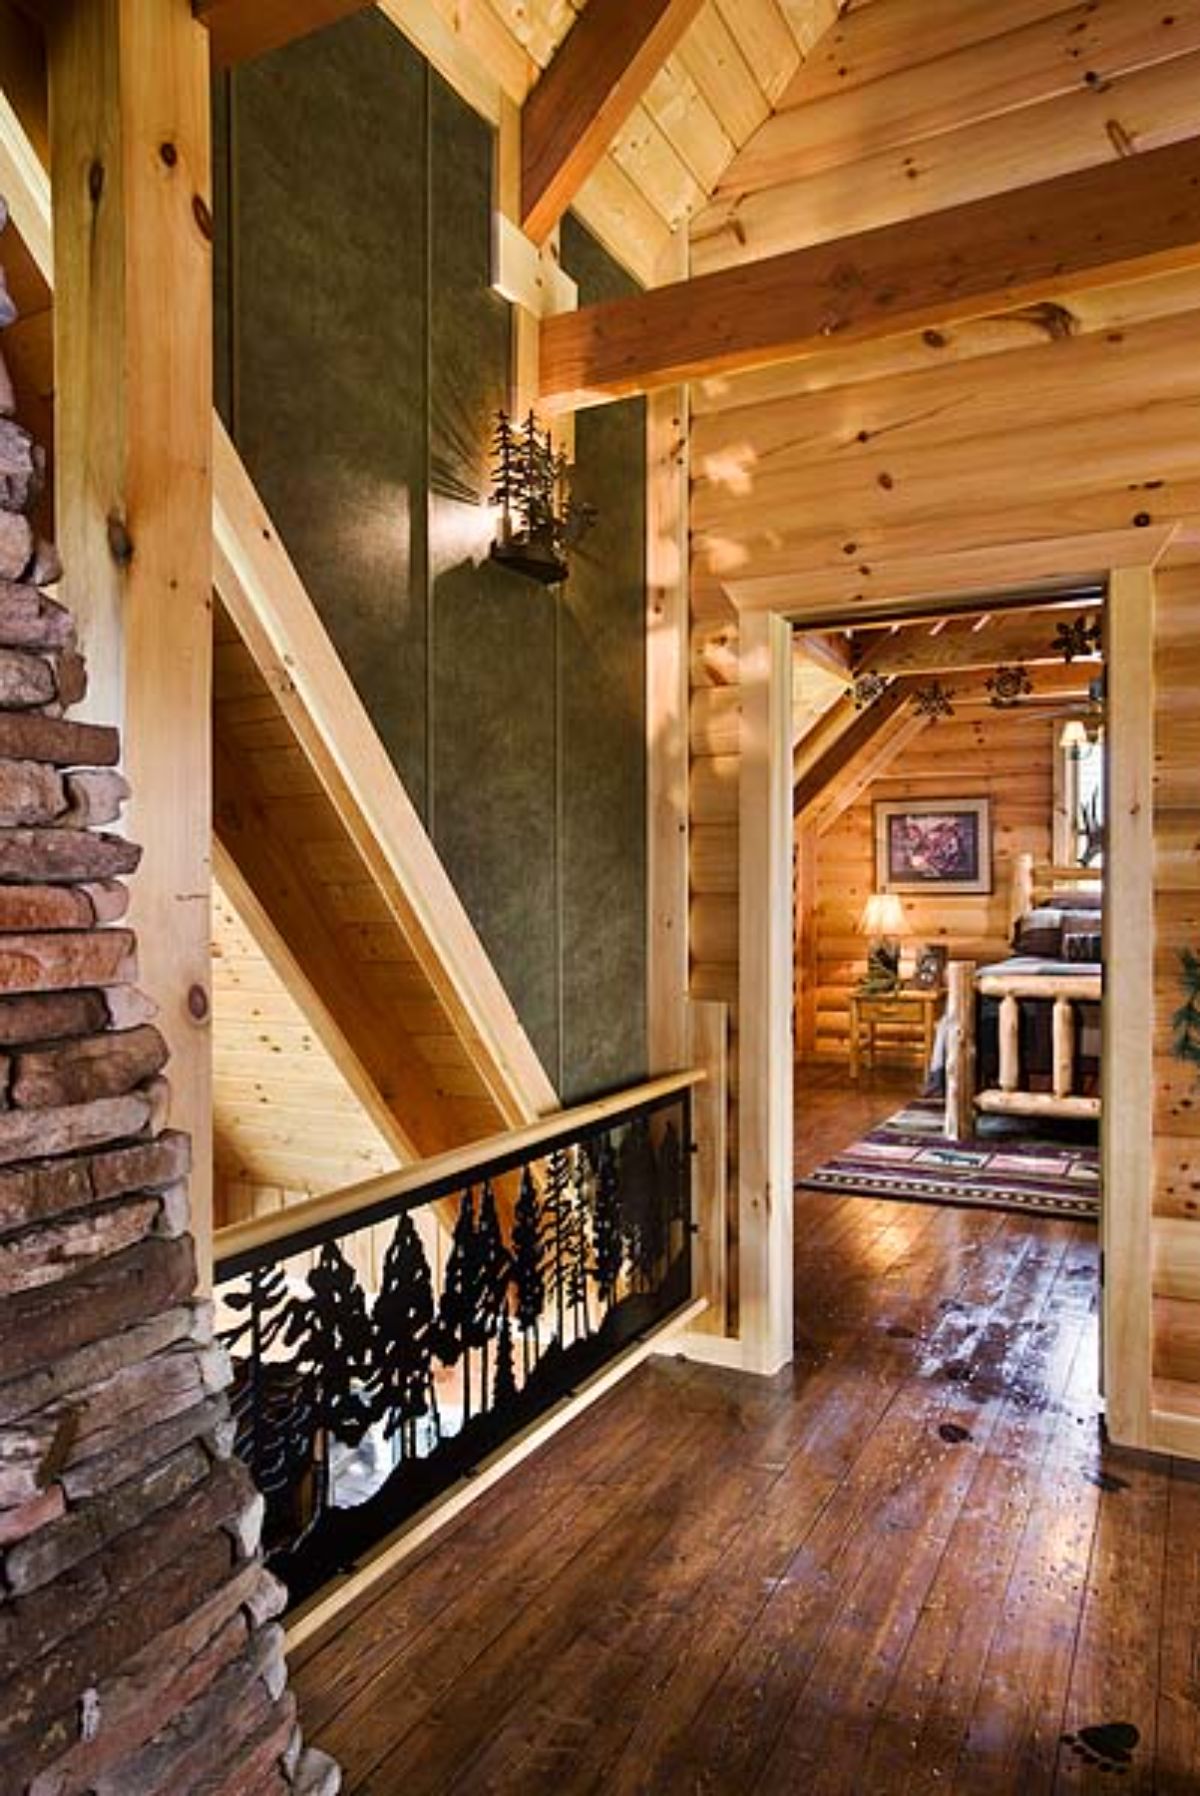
[792,593,1107,1259]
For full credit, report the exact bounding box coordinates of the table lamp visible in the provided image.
[859,891,908,994]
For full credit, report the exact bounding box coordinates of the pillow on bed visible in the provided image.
[1013,907,1065,956]
[1013,903,1105,957]
[1063,929,1102,963]
[1048,888,1102,912]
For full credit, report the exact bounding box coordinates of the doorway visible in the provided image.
[737,574,1154,1449]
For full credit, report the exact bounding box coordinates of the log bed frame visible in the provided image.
[944,854,1103,1140]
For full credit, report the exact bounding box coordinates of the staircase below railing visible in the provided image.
[213,1071,701,1608]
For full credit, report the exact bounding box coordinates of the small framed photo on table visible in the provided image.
[875,797,992,896]
[911,944,949,991]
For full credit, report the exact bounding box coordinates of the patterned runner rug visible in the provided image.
[798,1098,1101,1221]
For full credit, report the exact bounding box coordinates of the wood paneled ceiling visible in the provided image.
[683,0,1200,610]
[428,0,842,280]
[212,875,401,1207]
[690,0,1200,275]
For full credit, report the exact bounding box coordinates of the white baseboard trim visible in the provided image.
[669,1329,793,1377]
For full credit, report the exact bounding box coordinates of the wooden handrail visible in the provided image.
[215,1069,706,1273]
[977,972,1102,1001]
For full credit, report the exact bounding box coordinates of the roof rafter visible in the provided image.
[855,603,1099,677]
[793,684,910,814]
[521,0,706,245]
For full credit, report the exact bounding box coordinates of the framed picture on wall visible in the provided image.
[874,797,993,895]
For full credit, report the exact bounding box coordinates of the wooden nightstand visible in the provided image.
[849,987,943,1080]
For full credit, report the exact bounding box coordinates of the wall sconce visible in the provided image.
[489,410,596,586]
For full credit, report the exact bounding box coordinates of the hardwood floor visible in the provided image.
[293,1070,1199,1795]
[794,1058,921,1181]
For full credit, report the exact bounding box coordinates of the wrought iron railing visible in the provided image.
[213,1072,699,1608]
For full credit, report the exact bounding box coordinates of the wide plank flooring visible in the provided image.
[293,1073,1200,1794]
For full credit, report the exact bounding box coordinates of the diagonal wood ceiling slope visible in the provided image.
[691,0,1200,275]
[390,0,843,283]
[212,866,402,1209]
[677,0,1200,613]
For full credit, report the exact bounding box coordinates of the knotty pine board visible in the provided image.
[1152,568,1200,1389]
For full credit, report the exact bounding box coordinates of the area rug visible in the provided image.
[797,1099,1101,1221]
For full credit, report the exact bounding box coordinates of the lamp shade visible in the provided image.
[861,891,908,938]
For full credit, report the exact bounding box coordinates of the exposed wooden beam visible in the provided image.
[951,660,1102,706]
[196,0,372,69]
[793,685,909,815]
[212,421,560,1127]
[47,0,214,1272]
[857,605,1098,677]
[539,137,1200,405]
[212,734,456,1159]
[521,0,705,245]
[810,708,931,837]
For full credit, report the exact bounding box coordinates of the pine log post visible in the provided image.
[49,0,214,1279]
[998,993,1021,1093]
[1053,994,1076,1100]
[945,961,977,1142]
[1009,849,1036,935]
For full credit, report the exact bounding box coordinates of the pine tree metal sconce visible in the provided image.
[489,410,596,586]
[913,680,956,721]
[987,664,1034,707]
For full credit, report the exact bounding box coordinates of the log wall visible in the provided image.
[685,0,1200,1427]
[1152,570,1200,1408]
[807,711,1056,1064]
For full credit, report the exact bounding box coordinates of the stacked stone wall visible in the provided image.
[0,202,338,1796]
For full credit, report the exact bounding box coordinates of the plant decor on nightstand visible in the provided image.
[857,891,908,995]
[1173,947,1200,1070]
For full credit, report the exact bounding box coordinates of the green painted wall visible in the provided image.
[213,16,646,1105]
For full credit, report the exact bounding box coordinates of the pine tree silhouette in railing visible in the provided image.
[493,1310,519,1413]
[511,1164,545,1379]
[619,1117,664,1293]
[433,1188,487,1426]
[592,1134,625,1312]
[371,1212,439,1460]
[287,1241,376,1448]
[220,1263,322,1546]
[565,1146,593,1340]
[473,1181,512,1412]
[542,1148,573,1343]
[658,1119,686,1264]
